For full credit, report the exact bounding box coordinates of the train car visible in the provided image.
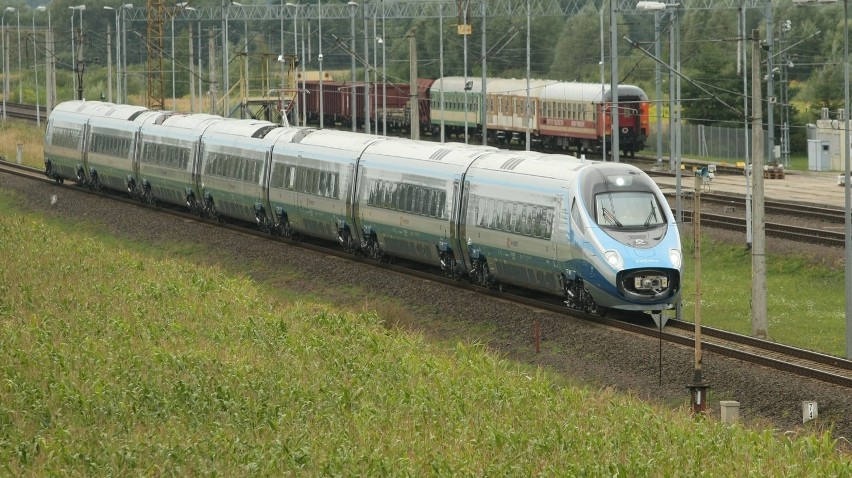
[428,76,484,139]
[197,119,290,223]
[136,113,225,210]
[416,78,436,132]
[44,101,114,184]
[461,152,680,312]
[538,82,649,157]
[483,78,551,144]
[355,139,496,269]
[300,79,432,135]
[85,105,167,193]
[301,79,347,126]
[266,128,379,246]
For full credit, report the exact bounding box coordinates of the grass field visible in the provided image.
[1,192,851,475]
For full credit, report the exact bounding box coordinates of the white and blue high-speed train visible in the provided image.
[44,100,681,314]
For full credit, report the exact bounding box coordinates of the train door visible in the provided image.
[347,161,365,249]
[259,149,274,228]
[80,122,92,182]
[130,130,141,188]
[191,141,204,201]
[455,179,473,274]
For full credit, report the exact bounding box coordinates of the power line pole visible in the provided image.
[751,28,768,339]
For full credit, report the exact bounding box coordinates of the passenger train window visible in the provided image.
[52,126,82,149]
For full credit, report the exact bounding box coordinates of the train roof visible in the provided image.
[296,129,386,152]
[92,104,151,120]
[50,100,116,118]
[432,77,485,94]
[485,78,552,98]
[88,108,167,134]
[204,118,281,139]
[153,113,225,131]
[362,137,496,168]
[538,83,648,103]
[469,150,590,181]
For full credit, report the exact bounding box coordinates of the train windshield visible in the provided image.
[594,191,665,229]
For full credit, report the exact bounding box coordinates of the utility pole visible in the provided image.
[480,0,487,145]
[751,28,768,339]
[107,25,113,102]
[189,23,195,112]
[408,27,418,140]
[209,27,217,115]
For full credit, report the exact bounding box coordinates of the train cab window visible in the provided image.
[595,191,664,229]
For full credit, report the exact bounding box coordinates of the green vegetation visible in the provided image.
[1,191,852,475]
[679,236,846,354]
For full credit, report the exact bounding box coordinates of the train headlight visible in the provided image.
[669,249,682,269]
[604,250,623,269]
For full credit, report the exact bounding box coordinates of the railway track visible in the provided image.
[682,210,845,247]
[4,102,44,123]
[3,158,851,389]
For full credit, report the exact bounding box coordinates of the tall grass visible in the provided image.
[1,194,851,474]
[0,120,45,169]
